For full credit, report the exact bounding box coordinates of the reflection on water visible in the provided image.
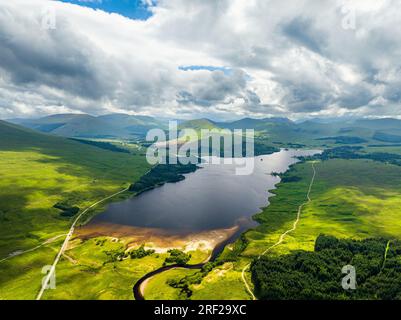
[90,149,320,235]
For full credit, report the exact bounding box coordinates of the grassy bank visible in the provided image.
[148,157,401,299]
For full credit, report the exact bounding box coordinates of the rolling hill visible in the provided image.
[178,118,220,131]
[8,113,166,139]
[354,118,401,131]
[162,116,401,148]
[0,121,148,256]
[218,117,293,130]
[0,120,149,299]
[98,113,166,135]
[9,114,126,138]
[8,113,401,148]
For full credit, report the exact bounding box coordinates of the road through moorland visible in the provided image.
[36,185,130,300]
[241,161,317,300]
[36,163,154,300]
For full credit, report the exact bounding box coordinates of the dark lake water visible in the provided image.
[91,149,319,235]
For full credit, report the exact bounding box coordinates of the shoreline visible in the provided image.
[131,149,322,300]
[76,221,240,252]
[76,149,321,300]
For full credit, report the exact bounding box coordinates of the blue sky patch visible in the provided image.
[57,0,155,20]
[179,65,232,75]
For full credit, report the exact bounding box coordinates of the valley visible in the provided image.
[2,116,401,300]
[0,120,149,299]
[2,0,401,309]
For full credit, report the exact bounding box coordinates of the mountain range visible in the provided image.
[8,113,167,139]
[6,114,401,145]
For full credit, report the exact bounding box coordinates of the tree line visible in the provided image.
[251,235,401,299]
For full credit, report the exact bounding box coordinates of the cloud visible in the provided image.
[283,17,327,55]
[0,0,400,120]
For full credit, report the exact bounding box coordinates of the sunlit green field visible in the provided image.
[0,239,64,300]
[42,236,211,300]
[0,121,150,299]
[150,158,401,300]
[190,262,249,300]
[245,159,401,257]
[145,268,198,300]
[43,237,168,300]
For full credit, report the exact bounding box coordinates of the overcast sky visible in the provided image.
[0,0,400,120]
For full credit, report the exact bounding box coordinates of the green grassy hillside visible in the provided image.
[98,113,166,135]
[178,118,220,131]
[9,114,127,138]
[214,117,401,148]
[0,120,150,299]
[0,119,150,254]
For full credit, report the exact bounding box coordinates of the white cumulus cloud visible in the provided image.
[0,0,400,120]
